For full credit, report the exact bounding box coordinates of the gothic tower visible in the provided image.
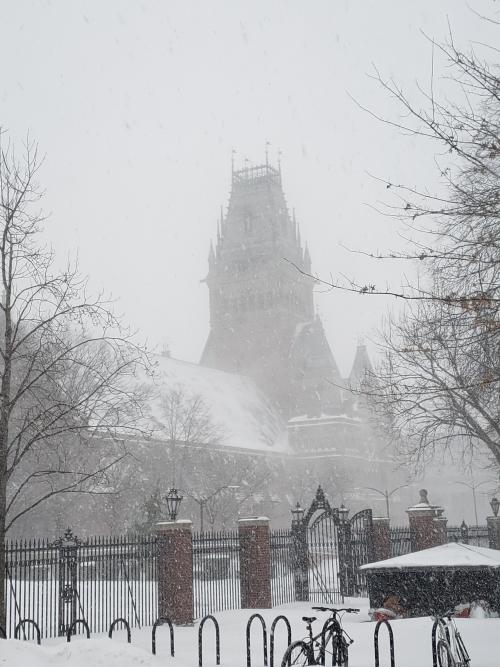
[201,160,342,419]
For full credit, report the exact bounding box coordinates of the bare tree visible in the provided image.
[156,386,225,487]
[339,27,500,473]
[0,132,148,625]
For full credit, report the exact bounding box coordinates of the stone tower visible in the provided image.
[201,160,342,419]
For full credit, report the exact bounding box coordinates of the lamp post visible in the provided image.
[453,479,491,526]
[165,488,183,522]
[185,485,240,532]
[291,502,305,527]
[490,497,500,518]
[362,485,409,519]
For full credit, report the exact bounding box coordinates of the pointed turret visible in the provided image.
[349,343,373,387]
[208,240,215,266]
[304,243,311,273]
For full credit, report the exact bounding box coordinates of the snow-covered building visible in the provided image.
[199,160,387,474]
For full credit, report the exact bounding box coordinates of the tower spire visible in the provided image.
[304,242,311,272]
[231,149,236,177]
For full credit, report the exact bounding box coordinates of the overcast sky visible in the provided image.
[1,0,497,376]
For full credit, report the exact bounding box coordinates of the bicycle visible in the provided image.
[432,613,470,667]
[280,606,359,667]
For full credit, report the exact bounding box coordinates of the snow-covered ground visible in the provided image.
[1,600,499,666]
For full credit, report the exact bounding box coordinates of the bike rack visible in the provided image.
[431,618,450,667]
[108,617,131,643]
[246,613,268,667]
[199,614,220,667]
[374,620,395,667]
[152,616,175,656]
[14,619,41,645]
[269,615,292,667]
[66,618,91,642]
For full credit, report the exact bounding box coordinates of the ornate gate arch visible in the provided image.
[291,486,374,602]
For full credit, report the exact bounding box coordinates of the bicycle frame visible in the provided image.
[432,615,470,667]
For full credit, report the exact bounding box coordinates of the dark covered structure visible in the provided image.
[361,543,500,617]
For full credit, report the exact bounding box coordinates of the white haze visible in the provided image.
[1,0,497,377]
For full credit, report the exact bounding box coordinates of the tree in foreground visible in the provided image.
[357,29,500,472]
[0,132,148,626]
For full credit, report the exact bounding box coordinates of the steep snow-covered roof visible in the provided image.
[361,542,500,570]
[144,355,289,455]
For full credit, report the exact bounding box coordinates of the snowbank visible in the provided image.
[1,602,499,667]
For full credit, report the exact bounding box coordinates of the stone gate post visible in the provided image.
[156,519,193,625]
[238,517,272,608]
[487,514,500,550]
[407,489,447,551]
[372,517,391,561]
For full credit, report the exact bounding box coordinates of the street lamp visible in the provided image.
[185,485,240,532]
[453,479,491,526]
[338,504,349,523]
[490,497,500,518]
[291,502,305,527]
[362,485,409,519]
[165,488,183,522]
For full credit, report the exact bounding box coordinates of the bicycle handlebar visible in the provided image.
[312,607,360,614]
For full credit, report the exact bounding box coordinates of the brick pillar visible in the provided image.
[238,517,272,608]
[156,520,193,625]
[434,509,448,546]
[487,516,500,550]
[372,517,391,561]
[407,489,447,551]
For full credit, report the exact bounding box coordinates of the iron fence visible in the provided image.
[4,532,158,639]
[390,526,412,557]
[447,524,490,547]
[192,530,240,619]
[270,529,295,606]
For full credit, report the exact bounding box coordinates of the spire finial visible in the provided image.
[231,149,236,175]
[265,140,270,166]
[277,148,282,175]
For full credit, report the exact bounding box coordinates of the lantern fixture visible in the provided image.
[338,504,349,523]
[490,497,500,518]
[165,488,183,522]
[291,502,305,526]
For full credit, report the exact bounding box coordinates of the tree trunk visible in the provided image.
[0,478,6,632]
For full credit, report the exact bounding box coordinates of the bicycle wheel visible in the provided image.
[437,639,456,667]
[338,639,349,667]
[281,640,315,667]
[324,636,348,667]
[455,633,470,666]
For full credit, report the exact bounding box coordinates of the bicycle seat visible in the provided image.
[302,616,317,624]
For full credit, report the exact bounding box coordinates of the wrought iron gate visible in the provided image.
[54,529,81,636]
[292,486,374,602]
